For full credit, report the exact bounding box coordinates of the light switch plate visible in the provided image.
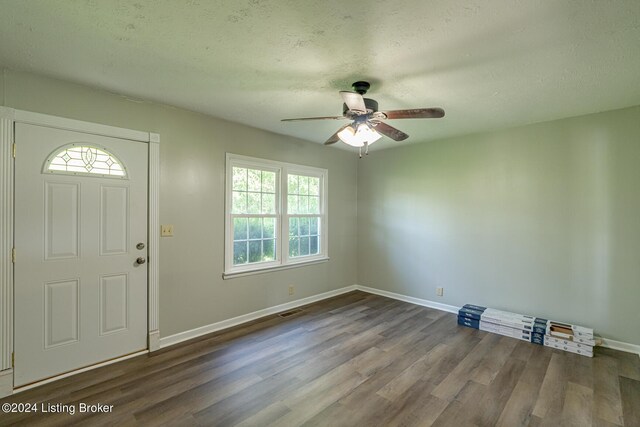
[161,224,174,237]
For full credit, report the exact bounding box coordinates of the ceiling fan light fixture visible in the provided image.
[337,123,382,147]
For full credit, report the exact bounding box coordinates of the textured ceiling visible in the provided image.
[1,0,639,151]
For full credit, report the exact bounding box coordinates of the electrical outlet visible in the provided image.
[161,224,174,237]
[288,285,295,296]
[436,287,444,297]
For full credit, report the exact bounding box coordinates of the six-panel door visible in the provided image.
[14,123,148,387]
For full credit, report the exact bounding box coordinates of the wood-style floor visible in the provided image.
[1,291,639,426]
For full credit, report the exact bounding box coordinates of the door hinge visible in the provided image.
[11,247,16,263]
[12,143,16,158]
[11,352,14,368]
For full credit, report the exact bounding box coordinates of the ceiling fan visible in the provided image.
[281,81,444,156]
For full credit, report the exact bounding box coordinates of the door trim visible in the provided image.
[0,107,160,396]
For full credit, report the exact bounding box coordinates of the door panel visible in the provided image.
[100,185,129,255]
[14,123,148,387]
[100,273,129,335]
[44,279,80,348]
[44,182,80,260]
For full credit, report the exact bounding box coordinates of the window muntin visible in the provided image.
[44,144,127,178]
[225,154,327,275]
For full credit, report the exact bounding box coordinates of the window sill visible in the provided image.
[223,257,330,280]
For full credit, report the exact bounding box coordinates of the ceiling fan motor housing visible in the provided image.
[343,98,378,115]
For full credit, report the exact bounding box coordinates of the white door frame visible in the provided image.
[0,107,160,396]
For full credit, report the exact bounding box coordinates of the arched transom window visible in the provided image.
[44,144,127,178]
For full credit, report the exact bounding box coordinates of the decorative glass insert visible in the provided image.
[45,144,127,178]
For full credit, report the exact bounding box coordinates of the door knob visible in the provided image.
[136,243,145,250]
[136,257,146,265]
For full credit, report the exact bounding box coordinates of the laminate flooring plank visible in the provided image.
[495,344,553,427]
[379,380,449,427]
[558,381,593,427]
[430,333,502,400]
[471,336,519,385]
[596,348,640,381]
[592,354,624,426]
[532,352,569,419]
[619,376,640,427]
[377,343,450,401]
[468,357,527,426]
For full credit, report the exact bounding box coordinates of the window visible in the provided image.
[44,144,127,178]
[225,154,328,276]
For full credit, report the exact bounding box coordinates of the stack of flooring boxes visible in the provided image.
[540,320,595,357]
[457,304,594,357]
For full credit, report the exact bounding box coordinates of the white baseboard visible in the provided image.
[600,337,640,356]
[354,285,459,314]
[159,285,358,349]
[0,369,12,398]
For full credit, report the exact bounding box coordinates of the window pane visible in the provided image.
[300,237,310,256]
[299,217,309,236]
[309,177,319,196]
[299,196,309,214]
[233,217,247,240]
[248,169,261,192]
[263,218,275,239]
[309,196,319,214]
[232,191,247,214]
[233,241,247,265]
[289,237,299,257]
[310,236,319,254]
[247,192,261,214]
[249,241,261,262]
[262,193,275,214]
[309,217,318,235]
[299,176,309,195]
[263,239,275,261]
[232,167,247,191]
[289,217,298,237]
[288,195,298,214]
[262,171,275,193]
[248,217,262,239]
[288,175,298,194]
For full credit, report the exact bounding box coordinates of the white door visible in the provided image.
[14,123,148,387]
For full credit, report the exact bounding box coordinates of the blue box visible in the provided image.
[533,318,548,335]
[531,332,545,345]
[458,307,485,320]
[458,316,480,329]
[463,304,487,311]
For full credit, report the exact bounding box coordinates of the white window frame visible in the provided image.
[224,153,328,278]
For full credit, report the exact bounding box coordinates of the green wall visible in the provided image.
[358,106,640,345]
[1,69,359,337]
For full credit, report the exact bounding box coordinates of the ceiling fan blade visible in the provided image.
[373,122,409,141]
[281,116,347,122]
[340,91,367,113]
[324,124,351,145]
[382,108,445,120]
